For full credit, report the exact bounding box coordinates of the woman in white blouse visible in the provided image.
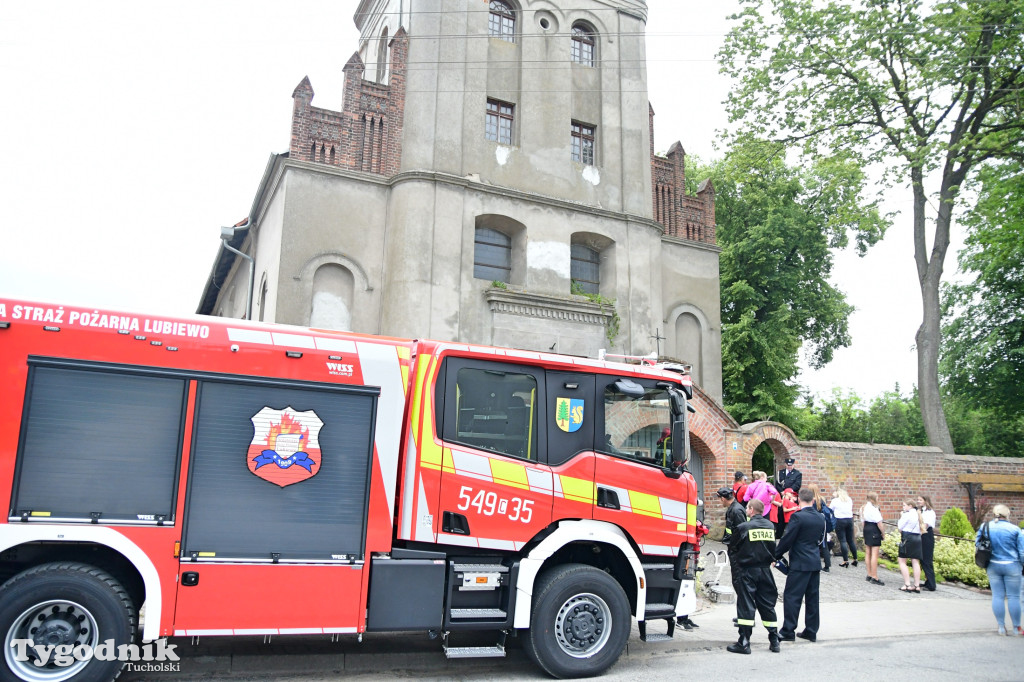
[897,499,924,592]
[861,492,885,585]
[830,489,857,567]
[917,495,937,591]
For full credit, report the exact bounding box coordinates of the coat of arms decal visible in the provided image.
[248,406,323,487]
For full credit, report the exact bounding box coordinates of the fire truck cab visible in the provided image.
[0,298,699,681]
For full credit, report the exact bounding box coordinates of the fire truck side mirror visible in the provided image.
[670,420,687,471]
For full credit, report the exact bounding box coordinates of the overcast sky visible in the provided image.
[0,1,958,402]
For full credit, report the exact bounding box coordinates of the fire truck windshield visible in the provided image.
[602,386,673,466]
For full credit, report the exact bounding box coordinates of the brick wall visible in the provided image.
[289,28,407,175]
[649,105,716,245]
[694,420,1024,530]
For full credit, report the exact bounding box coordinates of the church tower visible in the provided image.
[198,0,722,401]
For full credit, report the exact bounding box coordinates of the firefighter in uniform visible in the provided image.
[726,498,781,654]
[718,486,747,607]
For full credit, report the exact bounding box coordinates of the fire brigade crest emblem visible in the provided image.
[555,397,584,433]
[247,406,323,487]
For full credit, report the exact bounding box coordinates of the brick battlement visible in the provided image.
[650,106,716,245]
[289,28,407,176]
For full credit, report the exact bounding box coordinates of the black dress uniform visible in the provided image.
[774,505,826,641]
[724,499,748,596]
[727,514,780,654]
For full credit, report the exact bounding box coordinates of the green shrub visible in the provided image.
[939,507,973,537]
[881,529,989,588]
[880,530,901,561]
[933,536,989,589]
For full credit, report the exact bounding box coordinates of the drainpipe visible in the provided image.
[220,219,254,320]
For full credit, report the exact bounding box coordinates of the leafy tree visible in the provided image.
[800,386,927,445]
[941,159,1024,419]
[797,386,1020,456]
[690,140,885,424]
[943,396,1024,457]
[720,0,1024,452]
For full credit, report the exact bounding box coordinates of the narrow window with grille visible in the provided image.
[486,99,515,145]
[571,121,595,165]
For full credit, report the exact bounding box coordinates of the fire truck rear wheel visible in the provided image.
[0,562,137,682]
[524,563,630,679]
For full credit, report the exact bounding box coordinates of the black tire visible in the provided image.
[0,562,137,682]
[524,563,631,679]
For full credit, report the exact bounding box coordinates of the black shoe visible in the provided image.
[768,629,781,653]
[852,560,858,567]
[778,633,796,642]
[677,616,698,630]
[797,630,817,642]
[839,562,849,567]
[727,636,751,655]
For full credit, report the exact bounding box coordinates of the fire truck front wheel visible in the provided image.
[0,562,137,682]
[524,563,630,679]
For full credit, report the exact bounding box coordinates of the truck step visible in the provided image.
[644,603,675,617]
[452,563,509,573]
[450,608,507,619]
[638,617,676,643]
[444,645,506,659]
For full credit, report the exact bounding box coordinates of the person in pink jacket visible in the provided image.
[743,471,774,516]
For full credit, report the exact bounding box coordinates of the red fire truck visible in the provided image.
[0,298,700,681]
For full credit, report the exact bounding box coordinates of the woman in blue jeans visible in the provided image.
[977,504,1024,636]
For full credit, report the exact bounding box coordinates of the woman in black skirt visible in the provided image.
[917,494,937,591]
[862,492,885,585]
[897,499,924,592]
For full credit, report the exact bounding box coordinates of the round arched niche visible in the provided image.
[666,304,709,387]
[309,264,355,331]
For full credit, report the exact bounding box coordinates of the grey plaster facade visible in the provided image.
[198,0,723,402]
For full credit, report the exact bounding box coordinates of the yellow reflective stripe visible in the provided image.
[687,503,697,526]
[628,490,662,518]
[415,357,442,470]
[490,459,530,490]
[441,447,455,474]
[677,523,687,531]
[397,347,410,393]
[420,434,443,470]
[737,619,756,626]
[762,621,777,627]
[560,475,596,504]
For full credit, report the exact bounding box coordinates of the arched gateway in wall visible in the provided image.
[684,391,801,522]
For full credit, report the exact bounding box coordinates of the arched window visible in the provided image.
[571,23,595,66]
[474,227,512,282]
[488,1,515,42]
[376,27,389,83]
[570,244,600,295]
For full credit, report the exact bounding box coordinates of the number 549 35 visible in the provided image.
[457,485,533,523]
